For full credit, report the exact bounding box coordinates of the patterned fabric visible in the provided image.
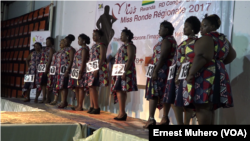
[145,35,177,110]
[54,47,71,93]
[47,52,59,95]
[111,42,138,104]
[183,32,233,110]
[163,37,197,107]
[86,43,109,86]
[68,46,89,92]
[37,47,51,90]
[22,51,42,92]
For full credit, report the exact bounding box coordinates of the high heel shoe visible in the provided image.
[58,102,68,108]
[159,116,170,125]
[89,108,100,114]
[114,114,127,121]
[143,119,156,129]
[87,107,94,113]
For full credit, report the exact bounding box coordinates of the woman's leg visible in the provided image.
[75,88,85,111]
[184,107,194,125]
[89,86,99,109]
[194,103,213,125]
[23,89,31,102]
[116,91,127,118]
[74,88,79,108]
[143,97,158,127]
[171,104,184,125]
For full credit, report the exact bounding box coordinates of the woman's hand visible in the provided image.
[94,70,99,78]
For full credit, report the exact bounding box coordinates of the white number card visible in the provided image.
[178,62,190,80]
[112,64,125,76]
[145,64,155,78]
[71,68,79,79]
[167,64,176,80]
[60,65,68,75]
[24,74,35,82]
[37,64,46,72]
[86,60,99,73]
[50,66,56,75]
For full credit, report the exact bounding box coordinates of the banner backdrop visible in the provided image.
[30,31,50,50]
[95,0,234,85]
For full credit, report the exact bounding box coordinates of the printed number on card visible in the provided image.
[167,64,176,80]
[50,66,56,75]
[60,65,68,75]
[145,64,155,78]
[178,62,190,80]
[38,64,46,72]
[71,68,79,79]
[24,75,35,82]
[112,64,125,76]
[86,60,99,73]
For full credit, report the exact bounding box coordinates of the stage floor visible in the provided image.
[1,98,149,139]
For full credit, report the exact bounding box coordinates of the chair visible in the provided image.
[33,22,39,31]
[15,18,19,25]
[10,76,15,86]
[33,10,39,20]
[10,39,15,49]
[13,63,19,73]
[23,25,28,35]
[44,5,50,17]
[19,16,23,24]
[11,28,15,37]
[13,51,19,60]
[9,63,13,73]
[18,38,24,48]
[28,12,34,22]
[15,27,19,36]
[23,14,28,23]
[39,20,46,31]
[6,29,11,38]
[10,19,15,26]
[23,50,29,61]
[23,37,29,47]
[16,77,21,87]
[19,26,24,36]
[18,51,24,60]
[38,8,44,19]
[19,64,25,74]
[6,40,11,49]
[28,23,34,34]
[14,39,19,48]
[6,20,10,27]
[9,51,14,60]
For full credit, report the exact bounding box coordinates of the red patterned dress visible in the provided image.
[37,47,51,91]
[54,47,71,93]
[163,37,197,107]
[86,43,109,86]
[68,46,89,92]
[22,51,41,94]
[111,42,138,104]
[47,51,59,95]
[145,35,177,109]
[183,32,233,110]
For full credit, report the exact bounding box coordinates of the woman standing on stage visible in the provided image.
[184,14,236,124]
[22,42,42,102]
[163,16,200,125]
[143,21,177,128]
[111,27,138,121]
[68,33,90,111]
[87,29,109,114]
[54,38,74,108]
[36,37,55,103]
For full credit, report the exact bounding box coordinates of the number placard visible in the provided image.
[60,65,68,75]
[50,66,56,75]
[112,64,125,76]
[167,64,176,80]
[178,62,190,80]
[145,64,155,78]
[37,64,46,72]
[24,74,35,82]
[86,60,99,73]
[71,68,79,79]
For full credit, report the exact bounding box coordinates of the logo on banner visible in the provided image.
[135,58,144,65]
[98,4,103,9]
[142,0,155,6]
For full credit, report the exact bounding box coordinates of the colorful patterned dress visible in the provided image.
[87,43,109,87]
[145,35,177,109]
[37,47,51,91]
[163,37,197,108]
[111,42,138,104]
[183,32,233,110]
[47,51,59,95]
[54,47,71,93]
[68,46,89,92]
[22,51,42,93]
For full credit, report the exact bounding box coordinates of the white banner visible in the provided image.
[95,0,233,85]
[30,31,50,50]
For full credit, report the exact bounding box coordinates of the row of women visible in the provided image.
[22,13,236,125]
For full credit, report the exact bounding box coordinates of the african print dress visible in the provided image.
[47,51,59,95]
[111,42,138,104]
[68,46,89,92]
[145,35,177,109]
[22,51,41,93]
[183,32,233,110]
[86,43,109,87]
[37,47,51,90]
[54,47,71,93]
[163,37,197,107]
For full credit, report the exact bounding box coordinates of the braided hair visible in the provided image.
[93,29,104,37]
[65,34,75,42]
[203,14,221,30]
[122,27,134,42]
